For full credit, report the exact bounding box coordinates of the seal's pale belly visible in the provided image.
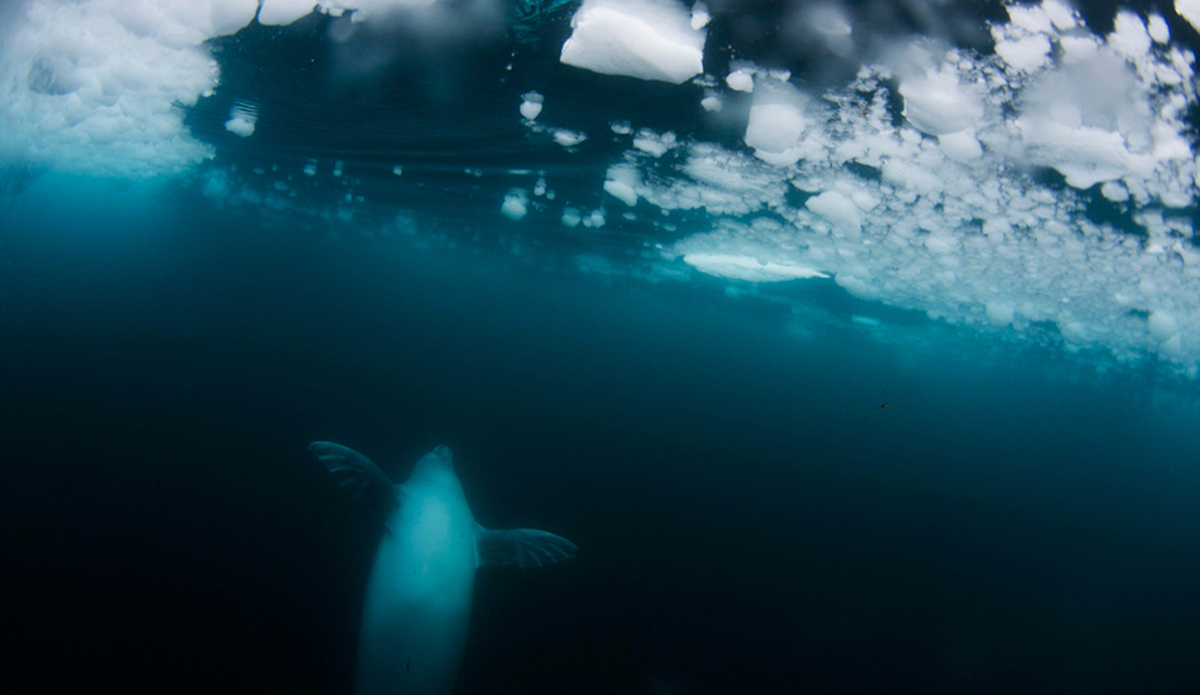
[357,489,477,695]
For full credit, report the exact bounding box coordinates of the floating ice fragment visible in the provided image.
[744,103,805,159]
[1100,181,1128,202]
[899,67,984,135]
[726,70,754,92]
[682,253,829,282]
[938,130,983,161]
[1110,12,1152,61]
[552,129,588,147]
[258,1,319,26]
[1042,0,1077,30]
[1161,334,1184,358]
[1179,0,1200,34]
[802,4,854,57]
[881,159,939,192]
[604,174,639,206]
[1148,310,1179,340]
[225,117,255,137]
[805,191,862,235]
[994,35,1051,72]
[501,189,529,220]
[834,273,880,300]
[1148,14,1170,44]
[1017,117,1143,189]
[520,92,544,120]
[986,302,1016,326]
[560,0,706,84]
[633,130,676,157]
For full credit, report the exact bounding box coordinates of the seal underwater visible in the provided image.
[309,442,577,695]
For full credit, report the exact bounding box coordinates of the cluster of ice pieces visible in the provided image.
[5,0,1200,371]
[549,0,1199,369]
[0,0,462,176]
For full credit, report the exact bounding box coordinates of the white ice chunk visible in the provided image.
[1018,118,1144,189]
[938,129,983,161]
[1147,15,1170,44]
[1042,0,1078,30]
[225,116,255,137]
[1100,181,1129,202]
[986,302,1015,326]
[501,189,529,220]
[995,35,1051,72]
[673,225,827,282]
[560,0,706,84]
[744,103,805,155]
[633,130,676,157]
[682,253,829,282]
[834,273,879,300]
[1060,322,1087,344]
[1149,310,1179,340]
[1109,12,1151,61]
[726,70,754,92]
[224,101,258,137]
[700,95,723,112]
[604,164,641,206]
[805,191,862,234]
[552,129,588,147]
[1161,334,1184,358]
[924,234,957,255]
[691,2,710,30]
[258,0,318,25]
[1179,0,1200,35]
[881,159,939,192]
[900,68,984,135]
[1059,35,1101,64]
[1005,3,1054,34]
[520,91,544,120]
[604,180,638,206]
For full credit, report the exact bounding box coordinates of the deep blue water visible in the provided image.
[4,2,1200,694]
[4,172,1200,694]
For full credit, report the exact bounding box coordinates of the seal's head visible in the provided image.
[410,444,454,480]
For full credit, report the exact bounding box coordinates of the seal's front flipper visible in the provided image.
[308,441,399,518]
[476,527,578,569]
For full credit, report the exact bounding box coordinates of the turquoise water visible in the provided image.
[3,2,1200,693]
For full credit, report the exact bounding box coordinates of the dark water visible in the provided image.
[4,2,1200,694]
[4,173,1199,695]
